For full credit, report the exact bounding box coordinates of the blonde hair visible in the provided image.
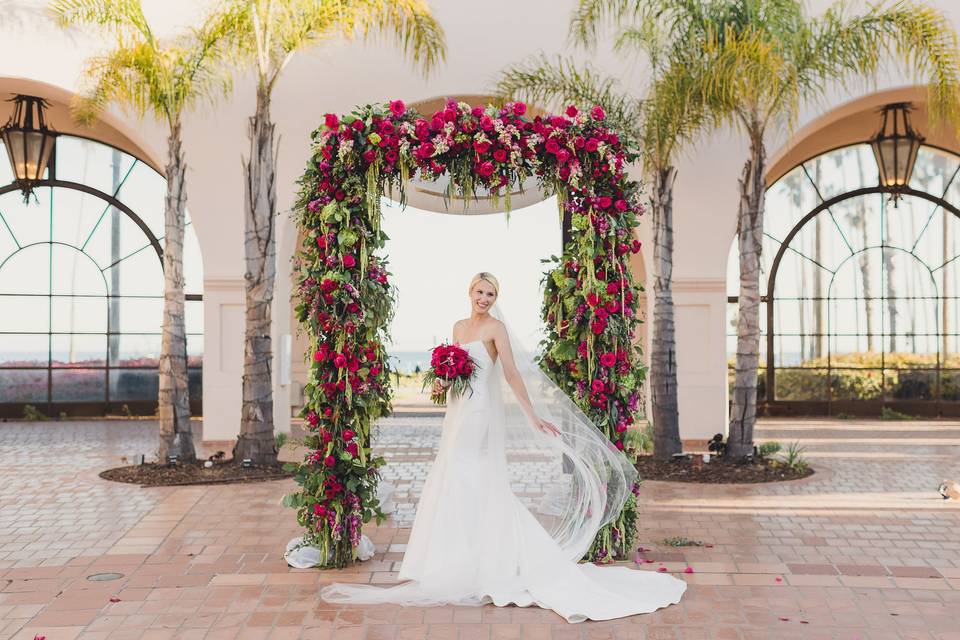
[468,271,500,297]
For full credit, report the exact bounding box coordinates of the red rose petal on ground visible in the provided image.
[644,559,654,564]
[683,567,694,574]
[657,567,667,572]
[775,576,783,582]
[779,617,790,622]
[109,596,121,603]
[705,544,714,548]
[800,621,809,624]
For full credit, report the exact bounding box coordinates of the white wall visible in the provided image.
[3,0,959,441]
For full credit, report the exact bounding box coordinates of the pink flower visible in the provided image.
[342,254,356,268]
[389,99,406,116]
[324,113,339,129]
[590,105,606,121]
[513,102,527,116]
[565,105,578,118]
[324,455,336,467]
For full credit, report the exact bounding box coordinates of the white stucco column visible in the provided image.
[671,278,729,442]
[200,278,245,441]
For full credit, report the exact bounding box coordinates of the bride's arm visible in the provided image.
[492,322,560,436]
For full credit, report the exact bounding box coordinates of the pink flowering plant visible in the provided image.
[288,98,646,567]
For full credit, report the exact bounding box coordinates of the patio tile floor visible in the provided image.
[1,417,959,638]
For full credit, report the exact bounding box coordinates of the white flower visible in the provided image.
[337,139,354,162]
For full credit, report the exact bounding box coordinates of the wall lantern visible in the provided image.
[870,102,923,204]
[1,95,57,200]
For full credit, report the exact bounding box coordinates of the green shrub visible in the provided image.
[757,441,782,459]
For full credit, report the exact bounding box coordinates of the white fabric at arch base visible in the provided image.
[283,482,395,568]
[315,302,687,621]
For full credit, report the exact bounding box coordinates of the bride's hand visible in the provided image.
[534,417,560,437]
[431,379,448,395]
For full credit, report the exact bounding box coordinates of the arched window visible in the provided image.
[0,135,203,417]
[727,143,960,415]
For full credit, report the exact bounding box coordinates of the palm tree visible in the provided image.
[52,0,236,462]
[689,0,960,459]
[496,3,714,460]
[219,0,446,465]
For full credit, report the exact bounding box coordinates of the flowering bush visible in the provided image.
[288,98,646,567]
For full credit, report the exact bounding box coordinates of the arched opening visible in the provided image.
[0,134,204,417]
[727,141,960,415]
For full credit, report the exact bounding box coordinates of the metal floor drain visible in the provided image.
[86,572,124,581]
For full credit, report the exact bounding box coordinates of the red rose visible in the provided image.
[324,455,336,467]
[385,150,398,163]
[591,319,606,335]
[371,364,381,375]
[598,196,613,209]
[306,411,319,426]
[334,354,348,368]
[389,99,406,116]
[590,105,606,121]
[478,162,495,177]
[324,113,339,129]
[480,115,494,131]
[591,379,605,393]
[513,102,527,116]
[321,430,333,443]
[473,140,491,154]
[342,429,355,441]
[363,149,377,163]
[334,189,345,201]
[615,440,623,450]
[415,119,430,140]
[346,442,359,457]
[600,353,616,367]
[545,138,560,154]
[493,148,508,163]
[606,282,619,294]
[615,199,628,211]
[585,138,599,153]
[586,292,600,307]
[565,105,578,118]
[342,254,356,268]
[631,239,642,253]
[606,300,620,313]
[313,350,323,362]
[351,119,364,131]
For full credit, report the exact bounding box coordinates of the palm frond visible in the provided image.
[49,0,153,42]
[809,0,960,126]
[72,40,163,123]
[495,54,642,143]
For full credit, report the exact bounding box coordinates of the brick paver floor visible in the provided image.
[2,416,960,639]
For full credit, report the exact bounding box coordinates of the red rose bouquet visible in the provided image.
[422,342,478,405]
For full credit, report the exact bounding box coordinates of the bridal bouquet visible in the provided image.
[422,343,477,405]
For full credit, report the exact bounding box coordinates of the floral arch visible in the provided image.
[285,99,646,568]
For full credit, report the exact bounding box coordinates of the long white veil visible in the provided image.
[487,302,638,561]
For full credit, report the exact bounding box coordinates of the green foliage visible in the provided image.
[757,441,781,459]
[624,421,654,455]
[22,405,48,421]
[661,536,704,547]
[779,441,809,472]
[50,0,237,127]
[275,431,289,450]
[881,406,914,421]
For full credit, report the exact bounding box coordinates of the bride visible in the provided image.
[320,272,687,622]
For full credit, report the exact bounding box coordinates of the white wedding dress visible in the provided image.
[320,309,687,622]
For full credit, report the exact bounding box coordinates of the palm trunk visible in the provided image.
[650,166,682,460]
[728,130,765,461]
[234,85,278,465]
[158,120,195,462]
[854,153,874,351]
